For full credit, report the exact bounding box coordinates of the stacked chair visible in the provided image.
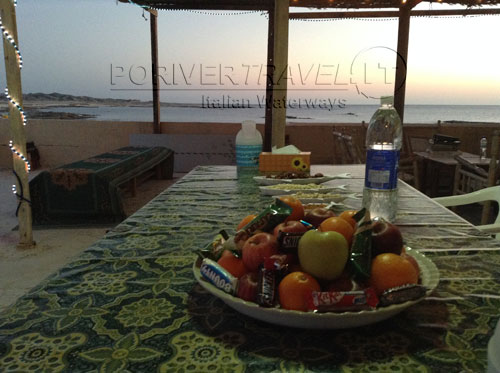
[434,130,500,239]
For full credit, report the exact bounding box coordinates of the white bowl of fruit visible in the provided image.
[193,197,439,329]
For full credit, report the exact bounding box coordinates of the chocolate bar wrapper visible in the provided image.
[307,288,379,312]
[263,254,294,282]
[199,258,238,295]
[277,231,306,252]
[197,230,230,261]
[234,199,292,248]
[256,267,277,307]
[379,284,427,306]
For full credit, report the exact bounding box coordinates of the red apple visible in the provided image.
[371,218,404,256]
[273,220,308,237]
[242,232,279,272]
[237,272,259,302]
[304,207,336,227]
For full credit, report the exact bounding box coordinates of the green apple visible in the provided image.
[298,229,349,281]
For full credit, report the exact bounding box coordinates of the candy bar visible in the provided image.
[277,231,305,251]
[200,258,237,295]
[234,199,292,248]
[197,230,230,261]
[256,267,276,307]
[379,284,427,306]
[307,288,379,312]
[263,253,294,271]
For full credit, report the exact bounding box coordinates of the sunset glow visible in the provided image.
[1,1,499,105]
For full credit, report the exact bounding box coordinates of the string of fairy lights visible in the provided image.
[1,0,31,211]
[126,0,498,20]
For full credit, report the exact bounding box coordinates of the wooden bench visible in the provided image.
[29,146,174,225]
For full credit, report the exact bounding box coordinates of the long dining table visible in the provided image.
[1,164,499,372]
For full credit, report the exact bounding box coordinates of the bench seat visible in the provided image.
[29,146,174,226]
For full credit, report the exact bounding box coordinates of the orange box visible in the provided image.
[258,152,311,174]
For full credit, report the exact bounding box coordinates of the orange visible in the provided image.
[236,214,257,230]
[339,210,357,229]
[370,253,418,295]
[318,216,354,245]
[217,250,249,278]
[278,271,321,311]
[278,196,305,222]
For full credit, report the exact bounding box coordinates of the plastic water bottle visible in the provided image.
[235,120,262,167]
[362,96,403,222]
[480,137,487,160]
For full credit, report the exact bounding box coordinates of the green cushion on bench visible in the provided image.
[29,146,174,226]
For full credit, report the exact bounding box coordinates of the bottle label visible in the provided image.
[364,149,400,190]
[236,144,262,167]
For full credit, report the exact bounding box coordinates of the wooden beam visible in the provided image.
[150,10,161,134]
[290,7,500,19]
[393,2,414,122]
[271,0,289,149]
[264,7,275,152]
[0,0,34,248]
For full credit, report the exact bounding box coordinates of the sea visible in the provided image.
[39,104,500,124]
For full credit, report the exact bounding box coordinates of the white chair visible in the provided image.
[434,185,500,240]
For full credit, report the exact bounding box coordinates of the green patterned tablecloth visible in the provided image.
[1,165,499,372]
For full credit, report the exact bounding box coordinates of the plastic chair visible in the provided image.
[332,130,362,164]
[434,185,500,239]
[398,135,431,191]
[453,130,500,224]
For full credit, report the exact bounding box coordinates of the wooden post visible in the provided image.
[271,0,289,149]
[149,9,160,134]
[393,3,412,122]
[263,6,275,152]
[0,0,34,248]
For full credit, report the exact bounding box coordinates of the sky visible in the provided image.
[1,0,499,105]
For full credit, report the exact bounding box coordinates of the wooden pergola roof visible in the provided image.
[120,0,500,151]
[125,0,500,9]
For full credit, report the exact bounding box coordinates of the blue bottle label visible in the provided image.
[236,144,262,167]
[364,149,400,190]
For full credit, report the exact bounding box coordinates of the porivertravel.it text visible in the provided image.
[201,95,347,111]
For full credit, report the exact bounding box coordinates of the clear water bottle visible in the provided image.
[235,120,262,167]
[480,137,487,160]
[362,96,403,222]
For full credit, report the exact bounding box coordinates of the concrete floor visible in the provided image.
[0,168,182,312]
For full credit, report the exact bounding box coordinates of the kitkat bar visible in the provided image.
[307,288,379,312]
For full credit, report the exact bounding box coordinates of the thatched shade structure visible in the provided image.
[120,0,500,150]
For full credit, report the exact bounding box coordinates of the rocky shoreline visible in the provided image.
[0,92,201,120]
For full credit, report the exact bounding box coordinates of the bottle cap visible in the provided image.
[380,96,394,106]
[241,120,256,135]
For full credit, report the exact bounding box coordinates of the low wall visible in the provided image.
[0,119,154,168]
[1,119,499,169]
